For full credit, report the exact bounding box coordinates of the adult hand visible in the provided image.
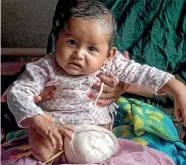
[1,86,56,103]
[88,51,130,106]
[33,86,56,103]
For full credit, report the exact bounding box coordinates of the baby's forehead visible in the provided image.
[63,17,109,39]
[66,17,112,38]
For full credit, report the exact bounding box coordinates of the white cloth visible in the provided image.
[64,125,118,164]
[7,50,174,127]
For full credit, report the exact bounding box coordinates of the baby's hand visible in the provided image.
[173,90,186,126]
[24,115,63,149]
[161,79,186,126]
[56,124,75,140]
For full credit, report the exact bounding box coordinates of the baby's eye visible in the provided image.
[88,47,97,52]
[68,40,76,46]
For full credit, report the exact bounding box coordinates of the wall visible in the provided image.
[2,0,58,48]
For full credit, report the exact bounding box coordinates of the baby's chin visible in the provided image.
[59,63,98,76]
[64,68,99,76]
[63,68,86,76]
[57,63,85,76]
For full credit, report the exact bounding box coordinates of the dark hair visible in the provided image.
[55,0,117,48]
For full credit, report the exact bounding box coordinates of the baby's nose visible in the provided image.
[75,49,87,59]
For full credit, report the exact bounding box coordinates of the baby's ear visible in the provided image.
[104,47,117,64]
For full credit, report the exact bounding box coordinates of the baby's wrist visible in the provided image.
[159,78,184,97]
[21,115,45,128]
[123,84,130,92]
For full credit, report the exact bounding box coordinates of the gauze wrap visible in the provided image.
[64,125,118,164]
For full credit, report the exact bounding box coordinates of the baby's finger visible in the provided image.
[64,124,76,132]
[64,130,74,140]
[48,133,56,148]
[58,128,74,140]
[174,102,182,121]
[53,132,63,150]
[122,51,129,59]
[181,109,186,127]
[174,109,182,122]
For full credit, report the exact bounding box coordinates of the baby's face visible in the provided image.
[55,17,116,75]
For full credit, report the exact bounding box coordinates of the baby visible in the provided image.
[7,0,186,164]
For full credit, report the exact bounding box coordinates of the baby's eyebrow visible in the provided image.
[64,32,74,38]
[88,42,99,46]
[63,28,75,38]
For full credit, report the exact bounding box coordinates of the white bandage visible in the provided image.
[64,125,118,164]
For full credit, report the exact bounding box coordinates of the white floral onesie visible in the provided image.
[7,51,174,127]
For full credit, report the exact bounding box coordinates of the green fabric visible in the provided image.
[5,129,27,142]
[104,0,186,80]
[47,0,186,80]
[113,96,186,164]
[114,97,179,141]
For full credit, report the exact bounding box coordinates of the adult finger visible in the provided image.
[40,92,54,103]
[96,98,117,106]
[102,82,123,93]
[34,96,42,103]
[122,51,129,59]
[92,81,123,93]
[35,92,54,104]
[39,86,56,98]
[1,95,7,103]
[33,93,53,103]
[1,84,14,103]
[94,91,121,100]
[97,74,119,87]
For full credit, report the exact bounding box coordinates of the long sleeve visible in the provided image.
[7,57,50,128]
[108,51,174,93]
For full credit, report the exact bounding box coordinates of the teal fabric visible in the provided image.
[47,0,186,81]
[113,96,186,165]
[105,0,186,76]
[5,129,27,142]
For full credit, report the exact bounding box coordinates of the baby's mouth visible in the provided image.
[68,62,82,68]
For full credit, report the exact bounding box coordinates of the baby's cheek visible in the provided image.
[85,63,102,74]
[56,56,64,68]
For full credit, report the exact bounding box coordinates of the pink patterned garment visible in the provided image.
[6,51,174,127]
